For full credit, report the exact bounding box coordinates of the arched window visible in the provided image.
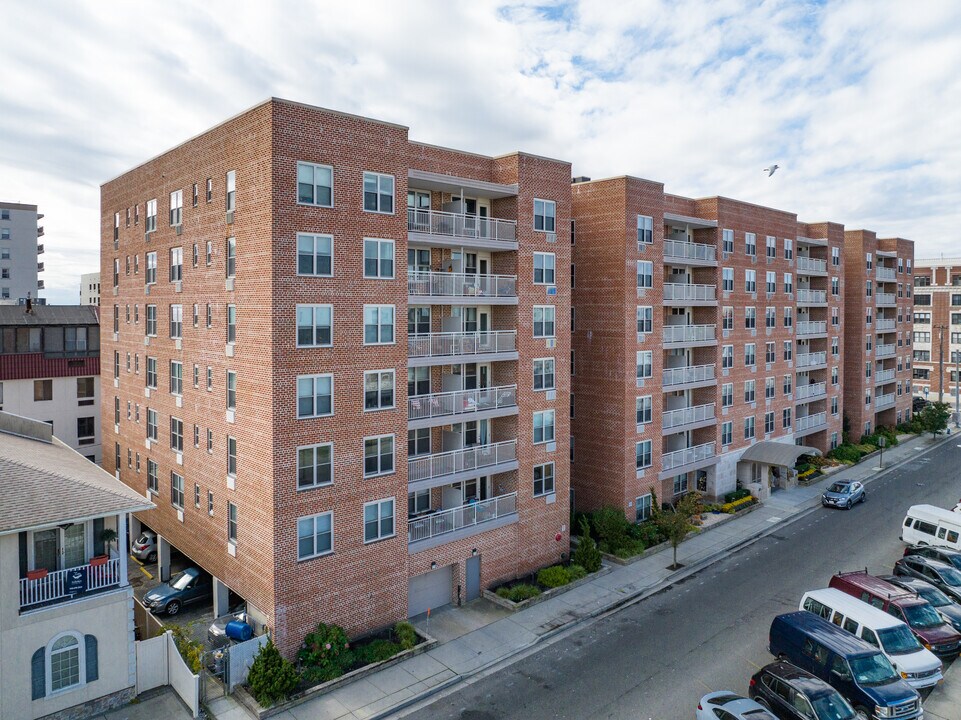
[48,631,84,693]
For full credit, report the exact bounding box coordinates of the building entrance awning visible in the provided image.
[738,441,821,467]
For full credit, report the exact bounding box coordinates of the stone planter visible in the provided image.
[483,564,612,611]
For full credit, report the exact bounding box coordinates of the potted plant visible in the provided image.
[99,528,118,558]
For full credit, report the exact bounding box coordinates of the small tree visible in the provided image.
[165,622,203,673]
[99,528,118,556]
[247,639,299,707]
[655,492,701,570]
[919,402,951,438]
[572,516,602,572]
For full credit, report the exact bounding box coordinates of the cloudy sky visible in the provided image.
[2,0,959,304]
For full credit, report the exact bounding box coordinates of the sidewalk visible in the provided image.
[922,656,961,720]
[242,433,951,720]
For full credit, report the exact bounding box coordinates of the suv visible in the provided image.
[879,574,961,631]
[903,544,961,571]
[749,662,856,719]
[894,555,961,603]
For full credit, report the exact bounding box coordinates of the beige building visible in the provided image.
[0,412,152,720]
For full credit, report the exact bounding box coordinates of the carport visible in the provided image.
[737,441,821,499]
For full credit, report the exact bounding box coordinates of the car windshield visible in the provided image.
[877,625,922,655]
[828,483,850,494]
[137,534,152,544]
[848,653,899,686]
[743,711,778,720]
[939,566,961,586]
[810,693,856,720]
[903,603,945,629]
[917,585,953,607]
[169,571,194,590]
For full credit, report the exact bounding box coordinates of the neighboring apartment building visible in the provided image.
[1,201,45,304]
[0,411,152,720]
[101,98,572,656]
[80,272,101,306]
[0,305,102,463]
[570,176,845,518]
[911,257,961,405]
[842,231,915,436]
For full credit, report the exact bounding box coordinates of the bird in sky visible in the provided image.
[763,164,780,177]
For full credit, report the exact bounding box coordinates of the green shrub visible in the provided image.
[354,639,401,665]
[537,565,572,588]
[165,623,203,674]
[567,564,587,582]
[827,444,861,464]
[393,621,417,651]
[591,506,632,549]
[635,521,665,547]
[247,640,299,707]
[297,623,351,684]
[573,516,602,572]
[723,488,752,504]
[496,584,541,602]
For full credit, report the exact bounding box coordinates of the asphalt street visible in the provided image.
[410,439,961,720]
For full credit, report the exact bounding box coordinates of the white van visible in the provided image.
[800,588,943,689]
[901,504,961,550]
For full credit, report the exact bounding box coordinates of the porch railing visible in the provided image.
[408,331,516,359]
[663,239,716,263]
[408,492,518,544]
[408,440,517,484]
[662,363,716,387]
[408,385,517,421]
[407,271,517,298]
[662,442,715,472]
[19,558,122,610]
[407,208,517,242]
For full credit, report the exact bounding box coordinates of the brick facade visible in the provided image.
[911,258,961,407]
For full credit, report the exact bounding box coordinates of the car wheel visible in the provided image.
[146,551,157,563]
[854,707,871,720]
[845,499,852,510]
[166,600,181,616]
[860,492,866,503]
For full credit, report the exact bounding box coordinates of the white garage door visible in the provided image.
[408,565,452,617]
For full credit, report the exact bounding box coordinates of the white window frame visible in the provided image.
[534,198,556,232]
[363,171,395,214]
[637,215,653,245]
[363,497,396,543]
[297,161,334,208]
[722,229,734,254]
[533,409,556,444]
[745,269,757,293]
[533,357,556,391]
[636,306,653,334]
[363,238,395,279]
[169,190,182,227]
[533,462,555,497]
[296,304,333,347]
[745,232,756,257]
[146,198,157,233]
[46,631,85,696]
[364,369,395,411]
[363,304,395,345]
[636,493,653,522]
[636,350,653,379]
[145,251,157,285]
[296,374,334,419]
[636,261,653,289]
[297,442,333,490]
[364,434,395,477]
[296,233,333,277]
[636,395,652,425]
[297,512,333,560]
[635,440,652,469]
[533,306,556,338]
[533,252,556,285]
[721,421,733,446]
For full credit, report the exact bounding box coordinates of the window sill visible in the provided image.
[363,470,396,480]
[363,533,396,545]
[296,482,334,492]
[297,550,334,563]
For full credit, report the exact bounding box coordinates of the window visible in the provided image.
[722,267,734,292]
[744,416,755,439]
[294,304,333,347]
[364,498,395,542]
[227,502,237,544]
[636,261,653,289]
[533,410,556,444]
[832,246,840,266]
[783,341,793,361]
[191,183,198,207]
[721,383,733,407]
[169,361,182,395]
[673,474,689,496]
[765,376,775,399]
[744,380,757,405]
[636,214,653,244]
[226,370,236,411]
[627,394,651,427]
[193,425,199,448]
[831,277,840,296]
[363,305,395,344]
[915,274,930,287]
[914,294,931,306]
[146,357,157,388]
[831,367,839,385]
[635,493,653,522]
[362,171,394,213]
[192,303,199,327]
[225,238,236,279]
[294,233,334,277]
[745,343,756,367]
[533,252,556,284]
[831,337,840,357]
[784,307,793,328]
[33,379,52,401]
[832,307,840,326]
[533,306,556,338]
[363,238,394,278]
[745,232,756,257]
[745,306,756,329]
[636,306,653,334]
[865,252,872,270]
[635,440,652,469]
[297,374,333,418]
[364,370,395,410]
[194,484,200,508]
[227,436,237,477]
[226,170,236,212]
[206,303,212,328]
[113,396,120,424]
[170,472,184,509]
[77,417,95,444]
[147,459,158,493]
[915,312,932,324]
[48,633,84,693]
[764,411,775,434]
[170,417,183,453]
[865,279,873,297]
[296,161,334,206]
[298,443,333,489]
[722,345,733,369]
[297,512,332,559]
[169,304,182,338]
[765,306,776,329]
[534,199,556,232]
[146,198,157,232]
[364,435,395,476]
[533,358,555,390]
[784,238,793,259]
[226,304,236,344]
[145,251,157,284]
[722,229,734,254]
[722,306,734,330]
[745,269,756,293]
[783,273,793,294]
[766,235,776,259]
[207,367,213,391]
[534,463,555,496]
[721,421,733,445]
[205,240,212,266]
[408,427,430,458]
[146,409,158,441]
[169,190,182,226]
[636,350,653,379]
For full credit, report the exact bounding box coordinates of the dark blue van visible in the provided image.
[769,612,921,719]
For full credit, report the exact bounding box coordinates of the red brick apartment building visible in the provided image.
[906,257,956,405]
[101,99,572,656]
[570,176,845,518]
[841,232,915,436]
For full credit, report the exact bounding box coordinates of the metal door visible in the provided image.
[466,555,481,602]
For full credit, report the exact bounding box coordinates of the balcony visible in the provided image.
[796,289,827,305]
[662,363,716,389]
[875,393,896,410]
[662,403,716,434]
[874,368,896,385]
[37,226,44,237]
[408,331,518,367]
[660,442,716,478]
[20,558,122,611]
[796,351,827,369]
[875,343,896,358]
[37,280,44,290]
[796,256,827,274]
[408,208,518,251]
[663,239,717,265]
[407,271,517,304]
[37,262,44,272]
[876,267,896,282]
[795,382,826,402]
[876,292,896,306]
[408,492,518,547]
[663,283,717,305]
[37,243,44,255]
[663,324,717,347]
[408,440,518,491]
[408,385,518,429]
[875,318,896,332]
[795,412,827,435]
[796,320,827,337]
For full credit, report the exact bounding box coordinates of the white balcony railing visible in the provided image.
[663,239,716,263]
[876,267,896,282]
[19,558,122,610]
[407,208,517,243]
[409,385,517,422]
[796,321,827,336]
[408,331,516,359]
[795,382,826,401]
[407,271,517,299]
[663,324,716,344]
[796,351,827,368]
[408,440,517,484]
[796,256,827,274]
[875,393,896,409]
[874,368,896,384]
[797,288,827,304]
[875,343,896,358]
[796,412,827,432]
[875,318,896,332]
[663,283,717,302]
[662,442,715,472]
[876,292,896,306]
[662,363,716,387]
[408,492,518,544]
[662,403,716,430]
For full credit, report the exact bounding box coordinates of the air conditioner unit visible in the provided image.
[226,211,234,225]
[546,286,557,296]
[546,338,556,349]
[546,232,556,243]
[175,225,183,236]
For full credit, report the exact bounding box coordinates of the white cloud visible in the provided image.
[1,0,959,303]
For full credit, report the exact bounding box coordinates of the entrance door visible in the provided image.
[33,529,59,572]
[63,524,86,568]
[466,555,481,602]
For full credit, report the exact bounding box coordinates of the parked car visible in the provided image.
[143,567,212,615]
[821,481,865,510]
[894,555,961,603]
[696,691,777,720]
[900,504,961,549]
[903,543,961,571]
[749,661,856,720]
[912,396,928,412]
[879,574,961,632]
[207,608,249,649]
[130,529,158,562]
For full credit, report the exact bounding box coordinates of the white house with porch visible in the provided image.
[0,411,153,720]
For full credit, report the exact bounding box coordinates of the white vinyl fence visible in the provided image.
[225,634,269,693]
[135,631,201,717]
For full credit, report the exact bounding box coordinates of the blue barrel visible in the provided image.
[225,620,253,642]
